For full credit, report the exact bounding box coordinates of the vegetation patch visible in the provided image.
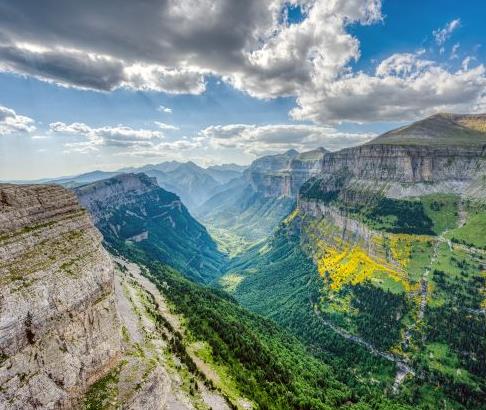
[84,363,123,410]
[447,211,486,249]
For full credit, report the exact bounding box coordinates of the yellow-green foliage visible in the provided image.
[283,208,300,225]
[304,217,430,294]
[317,244,412,292]
[219,273,244,293]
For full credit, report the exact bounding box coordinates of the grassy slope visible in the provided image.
[368,114,486,146]
[225,225,400,392]
[112,244,411,410]
[223,195,486,409]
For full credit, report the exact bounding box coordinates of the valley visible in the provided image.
[3,2,486,408]
[1,113,485,409]
[217,114,486,409]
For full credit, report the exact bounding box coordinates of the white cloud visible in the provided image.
[120,139,202,158]
[433,19,461,46]
[198,123,375,155]
[154,121,179,130]
[49,121,165,152]
[450,43,460,60]
[0,3,483,125]
[123,64,206,94]
[0,0,381,99]
[158,105,173,114]
[0,42,207,93]
[228,0,382,98]
[291,53,486,123]
[0,105,36,135]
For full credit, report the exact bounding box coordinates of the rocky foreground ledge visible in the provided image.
[0,184,120,409]
[0,183,239,410]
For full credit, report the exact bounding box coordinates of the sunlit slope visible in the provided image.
[222,113,486,408]
[369,113,486,146]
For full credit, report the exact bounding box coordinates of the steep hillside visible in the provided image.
[223,115,486,409]
[107,231,413,410]
[197,148,327,253]
[0,183,121,409]
[144,162,222,211]
[75,173,225,283]
[0,183,284,409]
[369,113,486,146]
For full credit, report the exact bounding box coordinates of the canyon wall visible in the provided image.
[0,184,120,409]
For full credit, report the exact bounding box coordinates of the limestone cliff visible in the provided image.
[0,183,241,409]
[75,173,225,283]
[245,147,328,198]
[0,184,120,409]
[300,114,486,205]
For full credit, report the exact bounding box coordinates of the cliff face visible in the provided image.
[245,148,328,198]
[0,184,120,409]
[75,173,226,283]
[319,144,485,184]
[299,119,486,204]
[74,172,159,224]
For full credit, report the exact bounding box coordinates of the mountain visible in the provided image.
[4,170,120,187]
[207,163,248,173]
[143,162,222,211]
[196,147,328,253]
[120,160,182,173]
[75,173,226,283]
[0,183,121,408]
[222,114,486,408]
[205,164,246,184]
[3,161,247,214]
[2,182,385,410]
[369,113,486,146]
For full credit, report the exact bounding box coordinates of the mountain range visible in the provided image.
[1,113,485,409]
[5,161,248,214]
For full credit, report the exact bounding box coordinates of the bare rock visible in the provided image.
[0,184,121,409]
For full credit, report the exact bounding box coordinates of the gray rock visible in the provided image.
[0,184,120,409]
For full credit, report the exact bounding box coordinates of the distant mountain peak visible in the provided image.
[368,112,486,146]
[285,148,299,156]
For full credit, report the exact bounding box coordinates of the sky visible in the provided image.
[0,0,485,180]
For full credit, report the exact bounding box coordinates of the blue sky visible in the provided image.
[0,0,485,180]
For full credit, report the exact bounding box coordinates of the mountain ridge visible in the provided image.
[75,173,226,283]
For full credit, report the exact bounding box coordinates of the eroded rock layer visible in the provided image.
[0,184,120,409]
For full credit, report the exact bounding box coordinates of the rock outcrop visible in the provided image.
[74,172,159,224]
[0,184,120,409]
[75,173,225,283]
[300,114,486,202]
[245,148,328,198]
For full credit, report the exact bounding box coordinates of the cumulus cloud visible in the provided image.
[49,120,199,155]
[0,105,35,135]
[158,105,173,114]
[0,0,381,98]
[0,41,206,93]
[198,123,375,154]
[291,53,486,122]
[49,121,165,152]
[0,2,484,123]
[155,121,179,130]
[433,19,461,46]
[119,139,201,158]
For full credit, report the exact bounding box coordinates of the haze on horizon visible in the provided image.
[0,0,485,180]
